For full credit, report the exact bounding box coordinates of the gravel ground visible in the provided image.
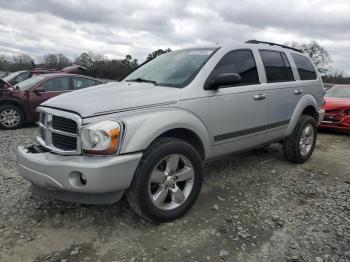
[0,125,349,262]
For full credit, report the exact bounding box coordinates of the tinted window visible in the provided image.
[291,54,317,80]
[42,77,70,91]
[260,50,294,82]
[72,77,99,90]
[211,50,259,85]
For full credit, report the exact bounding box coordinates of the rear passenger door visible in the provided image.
[258,50,299,142]
[207,49,269,157]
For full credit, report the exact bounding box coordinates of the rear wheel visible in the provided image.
[0,104,24,130]
[126,137,203,222]
[283,115,317,163]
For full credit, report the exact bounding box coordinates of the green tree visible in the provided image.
[286,41,332,75]
[146,48,171,61]
[123,54,139,69]
[75,52,93,67]
[41,53,71,69]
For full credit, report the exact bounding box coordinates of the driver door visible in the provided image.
[207,49,269,157]
[28,76,71,120]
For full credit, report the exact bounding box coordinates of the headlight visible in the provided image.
[81,120,123,155]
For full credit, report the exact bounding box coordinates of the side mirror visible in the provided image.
[33,87,46,94]
[206,73,242,90]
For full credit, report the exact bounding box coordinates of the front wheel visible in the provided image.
[283,115,317,163]
[126,137,203,222]
[0,104,24,130]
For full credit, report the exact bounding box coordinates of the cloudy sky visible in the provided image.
[0,0,349,74]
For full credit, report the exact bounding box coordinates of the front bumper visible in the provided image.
[317,108,325,126]
[16,146,142,204]
[319,111,350,132]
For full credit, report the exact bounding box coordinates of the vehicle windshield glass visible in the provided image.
[2,71,23,82]
[124,48,217,87]
[325,86,350,99]
[16,76,45,91]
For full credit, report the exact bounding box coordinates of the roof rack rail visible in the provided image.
[245,40,303,53]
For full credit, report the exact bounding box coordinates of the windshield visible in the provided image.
[325,86,350,99]
[124,48,217,87]
[2,71,24,82]
[16,76,45,91]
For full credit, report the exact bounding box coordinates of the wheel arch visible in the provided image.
[119,109,212,159]
[285,94,319,136]
[0,99,27,120]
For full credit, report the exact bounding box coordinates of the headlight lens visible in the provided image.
[81,120,122,155]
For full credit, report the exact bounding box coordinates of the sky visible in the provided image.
[0,0,349,74]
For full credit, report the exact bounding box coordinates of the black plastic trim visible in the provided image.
[214,119,290,142]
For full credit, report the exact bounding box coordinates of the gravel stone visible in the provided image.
[0,128,349,261]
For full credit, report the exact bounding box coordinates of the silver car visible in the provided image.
[17,40,325,222]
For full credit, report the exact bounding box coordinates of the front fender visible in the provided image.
[285,94,319,136]
[119,108,212,159]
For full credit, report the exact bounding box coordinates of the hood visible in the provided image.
[0,79,14,92]
[41,81,181,117]
[323,97,350,111]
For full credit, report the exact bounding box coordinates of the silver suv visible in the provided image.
[17,40,325,222]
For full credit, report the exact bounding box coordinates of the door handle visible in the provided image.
[254,94,267,100]
[294,89,303,95]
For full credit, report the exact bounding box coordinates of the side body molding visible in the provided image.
[285,94,319,137]
[119,108,213,159]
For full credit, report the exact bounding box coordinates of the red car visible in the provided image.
[320,85,350,132]
[0,73,103,129]
[1,65,86,86]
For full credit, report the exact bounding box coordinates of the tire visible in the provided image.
[126,137,203,222]
[0,104,24,130]
[283,115,317,163]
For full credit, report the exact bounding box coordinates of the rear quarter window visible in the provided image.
[291,54,317,80]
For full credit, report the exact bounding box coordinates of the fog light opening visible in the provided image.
[80,174,87,185]
[68,171,87,188]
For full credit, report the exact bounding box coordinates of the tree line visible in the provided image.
[0,48,171,80]
[0,43,348,83]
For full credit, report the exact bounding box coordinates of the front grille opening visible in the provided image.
[39,126,45,141]
[39,113,45,124]
[52,115,78,134]
[52,133,77,151]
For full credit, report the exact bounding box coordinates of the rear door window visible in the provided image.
[291,54,317,80]
[259,50,295,82]
[42,77,70,91]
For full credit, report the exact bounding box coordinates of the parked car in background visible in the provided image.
[320,85,350,132]
[0,71,8,78]
[0,73,103,129]
[17,40,325,222]
[1,65,86,86]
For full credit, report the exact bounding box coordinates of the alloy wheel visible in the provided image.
[148,154,195,210]
[0,109,21,128]
[299,123,314,156]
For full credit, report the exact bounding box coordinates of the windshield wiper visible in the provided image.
[126,78,158,85]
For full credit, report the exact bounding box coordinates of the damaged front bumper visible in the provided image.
[16,145,142,204]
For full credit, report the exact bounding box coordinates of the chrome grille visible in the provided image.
[37,108,82,155]
[52,132,77,150]
[52,115,77,134]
